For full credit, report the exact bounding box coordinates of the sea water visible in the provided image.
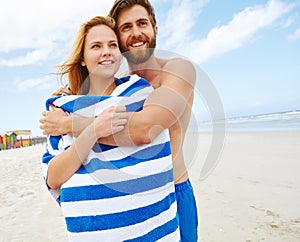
[195,110,300,132]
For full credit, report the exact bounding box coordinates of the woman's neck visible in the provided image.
[88,77,116,96]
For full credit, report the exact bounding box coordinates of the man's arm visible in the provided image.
[99,58,196,145]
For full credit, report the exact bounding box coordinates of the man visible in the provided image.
[40,0,198,241]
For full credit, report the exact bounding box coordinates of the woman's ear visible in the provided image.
[81,60,86,66]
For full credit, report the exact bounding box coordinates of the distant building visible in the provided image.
[6,130,32,147]
[0,130,32,150]
[31,136,47,145]
[0,130,46,151]
[0,135,5,150]
[6,131,18,149]
[2,134,9,149]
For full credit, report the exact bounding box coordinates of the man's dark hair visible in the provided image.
[109,0,157,31]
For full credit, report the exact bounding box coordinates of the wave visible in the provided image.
[194,110,300,132]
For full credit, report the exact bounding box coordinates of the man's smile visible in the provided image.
[131,42,145,48]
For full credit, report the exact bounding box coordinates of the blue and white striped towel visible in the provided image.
[42,74,180,241]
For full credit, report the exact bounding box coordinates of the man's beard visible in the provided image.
[120,36,156,65]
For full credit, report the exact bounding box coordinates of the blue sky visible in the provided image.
[0,0,299,136]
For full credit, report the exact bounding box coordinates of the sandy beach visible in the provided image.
[1,131,300,242]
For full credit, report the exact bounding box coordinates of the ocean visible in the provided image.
[195,110,300,132]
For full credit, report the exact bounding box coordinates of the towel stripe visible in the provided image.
[124,216,180,242]
[57,155,172,189]
[65,192,175,233]
[60,182,174,217]
[77,141,171,173]
[60,169,174,202]
[67,202,178,241]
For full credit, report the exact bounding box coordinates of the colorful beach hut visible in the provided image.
[0,135,5,150]
[2,134,9,149]
[16,130,32,147]
[4,130,32,148]
[6,132,17,149]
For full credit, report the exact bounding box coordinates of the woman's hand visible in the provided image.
[93,106,128,139]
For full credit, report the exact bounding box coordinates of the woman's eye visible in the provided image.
[92,44,100,49]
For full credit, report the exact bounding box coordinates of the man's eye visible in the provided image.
[121,25,130,31]
[139,21,147,27]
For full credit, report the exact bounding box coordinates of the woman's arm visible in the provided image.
[46,106,127,189]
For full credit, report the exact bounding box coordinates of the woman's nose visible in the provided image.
[102,46,111,56]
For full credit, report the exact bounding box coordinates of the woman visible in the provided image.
[42,16,180,241]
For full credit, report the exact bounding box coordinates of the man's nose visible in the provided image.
[131,25,142,37]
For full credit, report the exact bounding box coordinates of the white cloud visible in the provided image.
[158,0,208,46]
[0,0,114,67]
[158,0,297,64]
[0,47,54,67]
[13,76,57,91]
[279,15,297,29]
[288,27,300,40]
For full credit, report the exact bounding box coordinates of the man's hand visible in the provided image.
[40,107,69,136]
[51,87,70,97]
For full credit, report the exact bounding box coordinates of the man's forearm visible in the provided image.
[98,110,167,146]
[68,115,136,146]
[67,117,95,137]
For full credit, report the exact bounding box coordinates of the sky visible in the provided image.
[0,0,299,136]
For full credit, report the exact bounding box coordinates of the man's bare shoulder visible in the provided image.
[159,58,196,87]
[157,57,192,68]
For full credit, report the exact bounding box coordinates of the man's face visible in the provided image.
[117,4,157,64]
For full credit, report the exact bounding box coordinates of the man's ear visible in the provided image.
[154,26,158,35]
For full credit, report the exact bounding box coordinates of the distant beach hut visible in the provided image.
[6,132,17,149]
[6,130,32,147]
[0,135,5,150]
[14,140,21,148]
[2,130,32,149]
[3,134,9,149]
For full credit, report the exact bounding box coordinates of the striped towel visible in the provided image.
[41,74,180,241]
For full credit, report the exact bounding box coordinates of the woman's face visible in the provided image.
[82,24,122,80]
